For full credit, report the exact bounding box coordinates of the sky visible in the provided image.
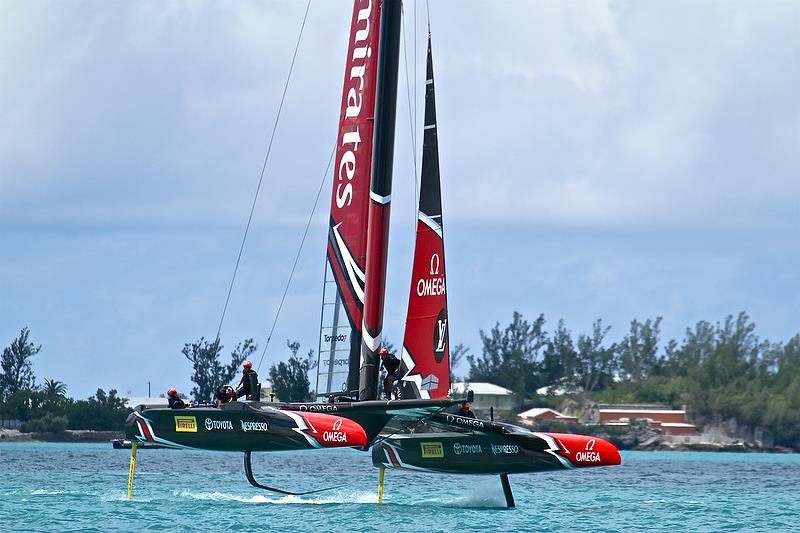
[1,1,798,399]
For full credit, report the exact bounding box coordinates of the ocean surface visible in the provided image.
[1,443,798,532]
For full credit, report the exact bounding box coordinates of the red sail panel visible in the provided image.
[401,219,449,398]
[399,35,450,399]
[319,0,382,396]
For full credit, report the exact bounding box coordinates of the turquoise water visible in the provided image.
[1,443,798,532]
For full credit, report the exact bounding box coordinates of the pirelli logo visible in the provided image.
[174,416,197,432]
[420,441,444,459]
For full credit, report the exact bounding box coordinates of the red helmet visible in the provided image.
[462,403,470,410]
[379,348,388,357]
[242,361,252,369]
[168,388,177,396]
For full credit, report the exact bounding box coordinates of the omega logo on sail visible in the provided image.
[335,0,373,209]
[416,253,446,296]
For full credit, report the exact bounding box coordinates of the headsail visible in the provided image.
[317,0,382,397]
[398,35,450,399]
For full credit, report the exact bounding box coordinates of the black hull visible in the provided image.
[372,417,621,475]
[124,397,463,452]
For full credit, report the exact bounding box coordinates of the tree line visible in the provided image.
[466,311,800,450]
[0,328,315,433]
[0,328,129,432]
[3,311,798,450]
[180,337,315,404]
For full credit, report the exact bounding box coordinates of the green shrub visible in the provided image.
[21,413,68,433]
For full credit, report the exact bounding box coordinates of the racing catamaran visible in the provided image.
[367,28,619,507]
[124,0,621,505]
[124,0,467,499]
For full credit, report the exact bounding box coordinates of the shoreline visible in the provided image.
[1,428,793,453]
[631,442,794,454]
[0,429,123,443]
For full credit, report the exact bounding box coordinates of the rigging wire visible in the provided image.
[255,144,336,373]
[215,0,312,343]
[414,0,418,166]
[401,2,419,222]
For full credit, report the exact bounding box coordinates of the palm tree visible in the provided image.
[43,378,67,398]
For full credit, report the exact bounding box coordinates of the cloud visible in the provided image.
[2,1,797,232]
[431,1,800,229]
[0,2,345,227]
[1,2,798,397]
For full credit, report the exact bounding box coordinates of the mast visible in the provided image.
[398,34,450,399]
[317,0,382,397]
[358,0,402,400]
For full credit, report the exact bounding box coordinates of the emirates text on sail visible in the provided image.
[335,0,373,209]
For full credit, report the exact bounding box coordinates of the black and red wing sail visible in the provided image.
[358,0,402,400]
[398,35,450,399]
[318,0,382,397]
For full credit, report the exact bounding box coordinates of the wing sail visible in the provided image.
[317,0,382,397]
[399,35,450,399]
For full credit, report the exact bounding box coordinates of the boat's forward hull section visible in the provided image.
[127,405,368,452]
[372,429,621,475]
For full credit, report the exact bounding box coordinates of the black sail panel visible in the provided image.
[418,36,443,223]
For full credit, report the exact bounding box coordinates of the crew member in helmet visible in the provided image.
[214,385,236,407]
[167,388,189,409]
[457,402,475,418]
[379,347,402,399]
[235,361,260,401]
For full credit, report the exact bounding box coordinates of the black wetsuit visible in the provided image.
[382,353,401,377]
[382,353,402,397]
[457,407,476,418]
[168,396,186,409]
[236,369,259,400]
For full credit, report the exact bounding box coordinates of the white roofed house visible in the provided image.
[123,396,168,409]
[451,382,516,415]
[517,407,579,425]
